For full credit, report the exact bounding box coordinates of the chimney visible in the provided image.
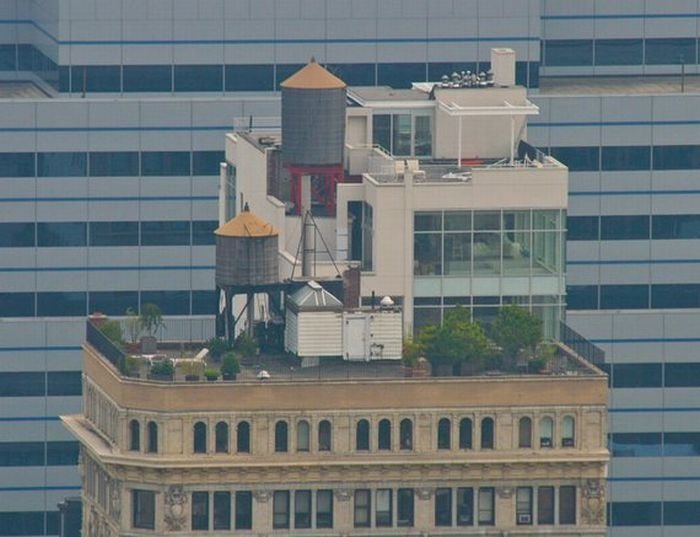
[490,48,516,87]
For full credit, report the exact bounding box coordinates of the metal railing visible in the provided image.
[559,321,606,368]
[86,319,125,372]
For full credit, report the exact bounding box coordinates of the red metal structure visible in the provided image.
[287,163,344,216]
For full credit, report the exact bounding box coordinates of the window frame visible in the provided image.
[132,489,156,530]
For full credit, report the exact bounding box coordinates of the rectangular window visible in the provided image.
[652,215,700,239]
[46,441,79,465]
[0,372,44,397]
[600,285,649,310]
[174,65,223,92]
[538,486,554,524]
[478,488,495,526]
[567,216,598,241]
[610,432,662,457]
[544,40,593,66]
[90,221,139,246]
[123,65,172,92]
[372,114,391,154]
[376,489,392,527]
[141,221,190,246]
[140,291,190,315]
[0,442,45,466]
[414,115,432,156]
[652,284,700,309]
[213,491,231,530]
[377,62,426,88]
[37,292,86,317]
[397,488,414,527]
[516,487,533,525]
[192,220,218,245]
[0,152,35,177]
[294,490,311,529]
[601,146,651,171]
[191,290,218,315]
[611,501,661,526]
[645,38,696,65]
[0,222,34,247]
[89,291,138,317]
[37,222,87,247]
[600,215,649,240]
[225,64,274,91]
[550,146,600,171]
[132,490,155,530]
[191,491,209,530]
[192,150,224,175]
[559,486,576,525]
[327,63,376,85]
[316,489,333,529]
[273,491,290,529]
[354,489,371,528]
[665,362,700,387]
[89,151,139,177]
[71,65,121,92]
[0,292,35,317]
[235,491,252,529]
[664,501,700,525]
[141,151,191,176]
[0,44,17,70]
[567,285,598,310]
[653,145,700,170]
[595,39,643,65]
[47,371,81,396]
[435,488,452,526]
[612,363,662,388]
[0,512,53,536]
[38,152,87,177]
[663,432,700,456]
[457,487,473,526]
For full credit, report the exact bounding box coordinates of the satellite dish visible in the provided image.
[257,370,271,380]
[380,296,395,307]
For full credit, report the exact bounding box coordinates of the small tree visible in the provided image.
[140,303,165,337]
[206,337,231,362]
[235,333,258,360]
[125,307,141,344]
[491,305,543,364]
[100,319,124,347]
[221,352,241,379]
[402,338,424,368]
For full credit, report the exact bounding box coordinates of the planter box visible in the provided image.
[147,373,173,381]
[185,375,200,382]
[222,373,237,381]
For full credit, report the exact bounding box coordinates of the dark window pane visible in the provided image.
[123,65,172,92]
[566,285,598,310]
[665,362,700,387]
[538,487,554,524]
[191,290,217,315]
[46,441,79,465]
[457,487,473,526]
[193,422,207,454]
[174,65,223,92]
[612,363,662,388]
[327,63,375,85]
[600,285,649,309]
[294,490,312,529]
[235,491,252,529]
[192,491,209,530]
[652,284,700,308]
[600,215,649,240]
[528,61,540,88]
[0,292,35,317]
[274,421,288,452]
[378,63,426,88]
[236,422,250,453]
[0,223,35,247]
[89,291,138,316]
[37,292,87,317]
[652,214,700,239]
[602,146,650,171]
[559,486,576,525]
[316,489,333,528]
[141,221,190,246]
[378,419,391,450]
[89,151,139,177]
[0,442,45,466]
[0,372,44,397]
[611,502,661,526]
[0,152,35,177]
[140,291,190,315]
[192,151,224,175]
[47,371,82,396]
[225,64,274,91]
[71,65,121,92]
[213,491,231,530]
[37,222,87,247]
[550,146,599,171]
[653,145,700,170]
[596,39,643,65]
[192,220,217,245]
[59,67,70,92]
[90,221,139,246]
[397,488,414,527]
[273,490,290,529]
[132,490,156,530]
[0,44,17,70]
[38,152,87,177]
[610,432,662,457]
[646,38,696,65]
[481,417,494,449]
[664,501,700,525]
[663,433,700,456]
[545,40,593,66]
[354,490,371,528]
[0,512,49,535]
[567,216,598,241]
[141,151,190,176]
[372,114,391,153]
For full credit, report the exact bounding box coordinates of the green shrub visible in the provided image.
[220,352,241,378]
[204,368,219,380]
[100,320,124,347]
[140,303,165,336]
[150,359,174,376]
[235,333,258,359]
[206,337,231,361]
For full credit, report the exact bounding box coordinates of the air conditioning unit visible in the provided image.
[517,514,532,525]
[562,438,575,447]
[540,438,553,448]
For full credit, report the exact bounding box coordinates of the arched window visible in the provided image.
[356,419,370,451]
[378,419,392,450]
[481,417,494,449]
[518,417,532,448]
[400,418,413,450]
[129,419,140,451]
[437,418,451,450]
[237,421,250,453]
[539,416,554,448]
[275,420,288,452]
[297,420,310,452]
[194,421,207,454]
[147,421,158,453]
[562,416,575,447]
[459,418,472,449]
[318,420,332,451]
[215,421,229,453]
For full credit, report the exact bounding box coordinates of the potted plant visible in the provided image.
[139,303,165,354]
[148,359,174,381]
[206,337,231,362]
[234,333,258,362]
[99,319,124,349]
[401,338,423,377]
[182,360,203,381]
[124,307,142,352]
[220,352,240,380]
[204,368,220,382]
[491,305,543,371]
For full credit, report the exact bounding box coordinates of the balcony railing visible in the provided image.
[559,321,605,368]
[86,319,125,373]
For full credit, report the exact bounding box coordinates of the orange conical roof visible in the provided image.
[280,59,346,90]
[214,205,278,238]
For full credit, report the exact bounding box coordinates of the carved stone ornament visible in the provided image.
[581,479,606,525]
[497,487,514,499]
[253,490,272,503]
[164,486,188,531]
[87,506,102,537]
[415,487,434,500]
[334,489,352,501]
[108,479,121,520]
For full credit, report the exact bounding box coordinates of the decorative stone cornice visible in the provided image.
[253,490,272,502]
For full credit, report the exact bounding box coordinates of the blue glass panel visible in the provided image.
[0,152,35,177]
[0,44,17,70]
[663,434,700,457]
[600,285,648,309]
[174,65,223,92]
[123,65,172,92]
[610,433,662,457]
[141,221,190,246]
[612,363,662,388]
[90,221,139,246]
[276,64,305,88]
[47,372,82,396]
[0,223,35,247]
[36,292,87,317]
[225,64,274,91]
[665,363,700,387]
[16,44,32,70]
[59,66,70,92]
[652,284,700,308]
[0,442,45,466]
[566,286,598,310]
[141,151,190,176]
[0,372,44,396]
[378,63,426,89]
[0,292,35,317]
[141,290,190,315]
[327,63,376,86]
[567,217,598,241]
[600,215,649,240]
[192,151,224,175]
[664,502,700,525]
[0,512,50,536]
[645,38,696,65]
[46,441,79,465]
[37,222,87,247]
[89,291,139,316]
[192,220,217,245]
[544,40,593,66]
[610,502,661,526]
[528,61,540,88]
[71,65,121,92]
[596,39,643,66]
[37,152,87,177]
[192,290,217,314]
[653,145,700,170]
[601,146,650,171]
[653,215,700,239]
[89,151,139,177]
[549,146,600,171]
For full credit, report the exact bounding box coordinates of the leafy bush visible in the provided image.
[220,352,241,377]
[204,368,219,380]
[402,339,424,368]
[491,305,543,361]
[206,337,231,362]
[100,320,124,347]
[140,303,165,337]
[234,333,258,359]
[150,359,174,377]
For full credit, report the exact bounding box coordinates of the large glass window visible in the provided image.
[318,420,332,451]
[538,486,554,524]
[561,416,575,447]
[147,421,158,453]
[294,490,311,529]
[141,221,190,246]
[129,420,140,451]
[600,285,649,309]
[399,419,413,450]
[0,372,44,397]
[544,40,593,66]
[653,215,700,239]
[123,65,172,92]
[567,216,599,241]
[225,64,274,91]
[316,490,333,528]
[296,420,310,452]
[376,489,392,527]
[235,491,252,529]
[372,113,432,157]
[415,115,432,156]
[600,215,649,240]
[38,152,87,177]
[0,442,44,466]
[540,416,554,448]
[481,417,494,449]
[567,285,599,310]
[610,432,662,457]
[89,291,138,316]
[435,488,452,526]
[89,151,139,176]
[378,419,391,450]
[602,146,650,171]
[47,441,79,465]
[653,145,700,170]
[666,363,700,387]
[193,422,207,454]
[438,418,451,449]
[478,488,495,526]
[457,487,474,526]
[140,291,190,315]
[191,491,209,530]
[518,417,532,448]
[37,292,86,317]
[377,62,426,88]
[0,222,35,247]
[354,489,371,528]
[237,421,250,453]
[392,114,412,156]
[141,151,190,176]
[459,418,472,449]
[550,146,599,171]
[37,222,87,247]
[559,486,576,524]
[645,38,696,65]
[215,422,228,453]
[47,371,81,396]
[327,63,375,85]
[275,421,288,452]
[90,221,139,246]
[132,490,155,529]
[610,502,661,526]
[213,491,231,530]
[595,39,643,65]
[516,487,533,525]
[71,66,120,92]
[174,65,223,92]
[273,491,290,529]
[397,488,414,527]
[612,363,662,388]
[0,293,35,317]
[0,152,35,177]
[192,151,224,176]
